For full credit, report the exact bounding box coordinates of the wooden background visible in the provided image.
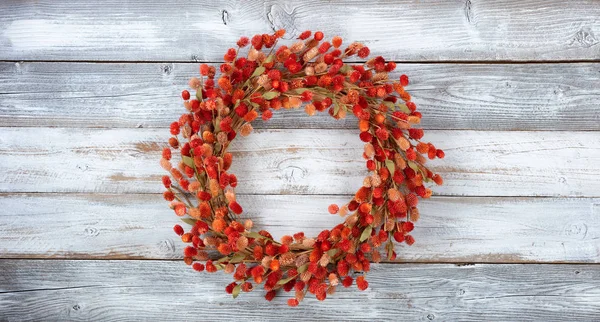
[1,0,599,320]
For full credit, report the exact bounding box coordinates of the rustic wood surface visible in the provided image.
[1,128,599,196]
[1,62,599,130]
[1,194,598,263]
[1,0,599,320]
[1,260,599,321]
[1,0,599,62]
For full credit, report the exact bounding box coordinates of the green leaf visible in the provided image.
[276,274,298,285]
[262,91,279,100]
[339,64,351,74]
[180,217,197,226]
[386,242,394,260]
[291,88,309,94]
[326,248,338,258]
[245,232,264,240]
[216,256,229,263]
[232,284,241,298]
[250,101,260,108]
[408,161,420,173]
[360,225,372,242]
[385,159,395,174]
[297,263,309,273]
[264,55,274,63]
[182,155,194,168]
[397,103,410,113]
[333,102,340,115]
[251,66,265,78]
[230,253,246,264]
[383,101,395,110]
[195,90,203,100]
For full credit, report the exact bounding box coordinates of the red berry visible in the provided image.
[400,74,409,86]
[229,201,243,215]
[192,262,205,271]
[298,30,311,40]
[288,298,299,307]
[356,276,369,290]
[358,47,370,58]
[183,246,197,257]
[173,224,184,236]
[314,31,324,41]
[342,276,353,287]
[436,149,445,158]
[328,204,339,214]
[393,231,405,243]
[265,290,276,301]
[181,90,190,100]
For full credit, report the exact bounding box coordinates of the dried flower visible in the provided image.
[161,29,442,306]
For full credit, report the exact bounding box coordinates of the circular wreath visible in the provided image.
[160,30,444,306]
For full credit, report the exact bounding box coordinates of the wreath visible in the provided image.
[160,30,444,306]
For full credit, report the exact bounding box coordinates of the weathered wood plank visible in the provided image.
[1,62,599,130]
[1,128,599,196]
[1,0,599,62]
[1,260,598,321]
[1,194,598,263]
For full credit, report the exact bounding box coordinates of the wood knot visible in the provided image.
[161,64,173,75]
[562,222,588,240]
[84,227,100,237]
[158,239,176,254]
[266,4,297,38]
[570,27,598,48]
[281,165,307,183]
[222,10,229,25]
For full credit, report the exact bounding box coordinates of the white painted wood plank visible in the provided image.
[1,62,599,130]
[0,128,599,196]
[1,1,599,61]
[1,260,599,321]
[1,194,598,263]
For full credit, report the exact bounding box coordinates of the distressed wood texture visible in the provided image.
[1,128,599,196]
[1,260,599,321]
[1,62,599,130]
[1,194,598,263]
[1,1,600,62]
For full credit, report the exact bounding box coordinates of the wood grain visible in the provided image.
[1,1,599,62]
[1,260,599,321]
[1,62,599,130]
[1,193,598,263]
[1,128,599,196]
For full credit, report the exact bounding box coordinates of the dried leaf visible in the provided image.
[297,263,309,273]
[180,217,196,226]
[360,225,372,242]
[276,274,298,285]
[326,248,338,258]
[382,101,395,110]
[232,284,241,298]
[245,232,263,239]
[291,88,309,94]
[262,91,279,100]
[251,66,266,78]
[385,159,395,174]
[397,103,410,113]
[182,156,194,168]
[230,253,246,264]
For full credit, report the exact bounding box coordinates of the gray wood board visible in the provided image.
[1,128,599,197]
[0,260,599,321]
[1,62,599,130]
[1,0,600,61]
[0,194,598,263]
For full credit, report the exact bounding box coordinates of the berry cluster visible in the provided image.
[160,30,444,306]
